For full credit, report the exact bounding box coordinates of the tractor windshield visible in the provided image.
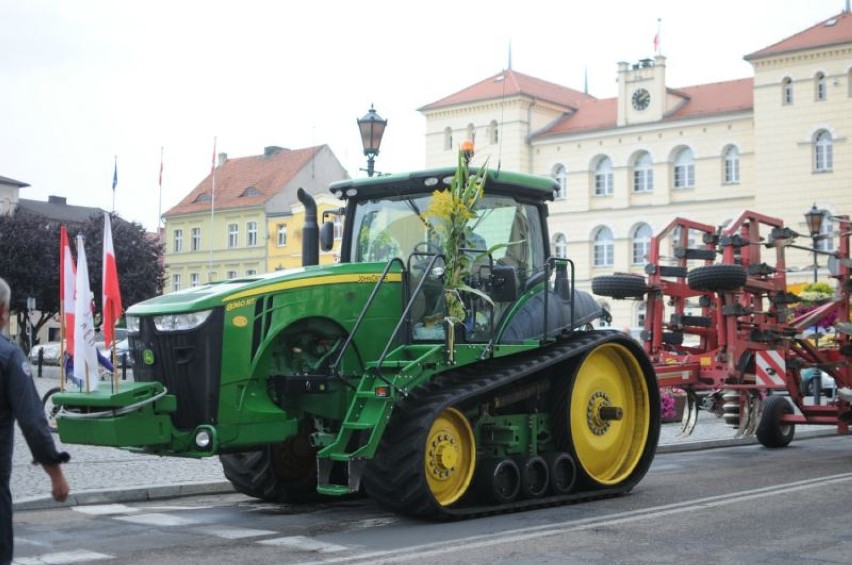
[349,193,545,285]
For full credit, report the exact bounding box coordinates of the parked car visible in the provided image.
[28,342,62,366]
[801,368,836,398]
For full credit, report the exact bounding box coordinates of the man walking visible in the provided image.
[0,277,70,564]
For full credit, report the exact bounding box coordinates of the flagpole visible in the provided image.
[112,155,117,214]
[158,146,164,231]
[209,137,216,282]
[655,18,662,56]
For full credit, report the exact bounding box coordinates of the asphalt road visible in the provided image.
[12,434,852,564]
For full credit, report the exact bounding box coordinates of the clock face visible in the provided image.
[632,88,651,111]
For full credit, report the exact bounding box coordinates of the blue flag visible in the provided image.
[112,158,118,191]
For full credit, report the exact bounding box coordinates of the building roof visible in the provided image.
[164,145,324,217]
[16,196,105,224]
[538,78,753,138]
[0,175,30,188]
[418,69,596,112]
[745,11,852,60]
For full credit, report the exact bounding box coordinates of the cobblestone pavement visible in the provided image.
[12,365,837,511]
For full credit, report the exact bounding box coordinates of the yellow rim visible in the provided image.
[424,407,476,506]
[570,343,650,486]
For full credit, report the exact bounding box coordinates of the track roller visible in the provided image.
[515,455,549,499]
[542,451,577,495]
[476,457,521,504]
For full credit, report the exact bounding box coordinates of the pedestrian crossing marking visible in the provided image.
[113,512,198,527]
[72,504,138,515]
[14,549,113,564]
[193,525,277,539]
[257,535,349,552]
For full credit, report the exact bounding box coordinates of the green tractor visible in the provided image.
[55,155,659,519]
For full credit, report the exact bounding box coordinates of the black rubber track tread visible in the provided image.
[687,264,748,292]
[591,275,647,299]
[362,330,660,520]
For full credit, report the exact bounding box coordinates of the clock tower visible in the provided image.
[617,55,673,127]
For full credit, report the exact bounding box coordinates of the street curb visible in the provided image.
[13,481,235,512]
[656,427,840,454]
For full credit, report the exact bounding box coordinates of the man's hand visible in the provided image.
[42,463,70,502]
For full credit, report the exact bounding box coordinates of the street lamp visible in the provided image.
[804,203,827,283]
[357,105,387,177]
[804,204,828,402]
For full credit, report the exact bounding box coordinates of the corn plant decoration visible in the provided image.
[423,142,490,351]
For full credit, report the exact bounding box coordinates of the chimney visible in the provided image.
[264,146,284,157]
[217,152,228,167]
[48,196,67,205]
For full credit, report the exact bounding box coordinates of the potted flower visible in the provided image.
[660,387,686,423]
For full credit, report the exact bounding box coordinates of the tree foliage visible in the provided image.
[0,211,164,351]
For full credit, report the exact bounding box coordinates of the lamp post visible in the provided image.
[357,105,387,177]
[804,204,827,402]
[804,203,827,283]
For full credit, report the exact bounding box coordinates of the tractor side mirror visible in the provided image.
[320,221,335,252]
[490,265,519,302]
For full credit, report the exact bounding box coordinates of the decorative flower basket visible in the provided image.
[661,388,687,423]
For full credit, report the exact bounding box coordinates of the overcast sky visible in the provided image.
[0,0,845,231]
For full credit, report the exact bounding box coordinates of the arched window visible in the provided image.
[488,120,499,144]
[782,77,794,105]
[466,123,475,144]
[723,146,740,184]
[552,164,567,199]
[633,152,653,193]
[817,217,834,253]
[443,127,453,151]
[632,223,653,265]
[593,226,614,267]
[815,72,827,101]
[673,148,695,189]
[594,157,614,196]
[553,233,568,258]
[814,130,833,172]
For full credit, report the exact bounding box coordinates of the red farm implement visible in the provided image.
[593,210,852,447]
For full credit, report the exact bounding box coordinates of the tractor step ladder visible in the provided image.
[316,354,416,495]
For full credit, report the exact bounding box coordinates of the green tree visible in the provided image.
[0,211,164,351]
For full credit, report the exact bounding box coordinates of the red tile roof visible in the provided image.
[538,77,753,138]
[745,11,852,60]
[164,145,322,217]
[419,69,596,112]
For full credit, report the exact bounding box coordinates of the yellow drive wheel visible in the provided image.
[568,342,651,486]
[424,407,476,506]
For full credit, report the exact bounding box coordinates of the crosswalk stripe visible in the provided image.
[193,525,277,539]
[257,535,349,552]
[113,512,197,527]
[14,549,113,564]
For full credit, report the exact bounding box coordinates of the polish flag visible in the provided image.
[74,235,101,392]
[102,212,123,348]
[60,226,76,355]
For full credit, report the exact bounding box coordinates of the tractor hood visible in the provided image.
[127,262,402,316]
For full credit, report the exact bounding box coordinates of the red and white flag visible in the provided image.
[74,235,101,392]
[653,18,661,55]
[60,226,76,355]
[102,212,123,348]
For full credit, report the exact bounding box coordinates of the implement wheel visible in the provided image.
[687,264,747,292]
[591,274,647,299]
[554,340,659,490]
[424,407,477,506]
[756,396,795,448]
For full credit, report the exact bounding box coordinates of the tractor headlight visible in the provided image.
[153,309,213,332]
[125,315,141,333]
[194,429,212,449]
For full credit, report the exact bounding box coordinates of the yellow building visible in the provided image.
[163,144,348,290]
[267,193,343,271]
[420,11,852,327]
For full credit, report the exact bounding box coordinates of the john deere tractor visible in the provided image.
[55,154,659,519]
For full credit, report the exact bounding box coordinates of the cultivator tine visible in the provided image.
[734,393,750,439]
[677,391,699,437]
[743,393,762,437]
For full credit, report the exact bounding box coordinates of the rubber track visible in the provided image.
[363,330,645,520]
